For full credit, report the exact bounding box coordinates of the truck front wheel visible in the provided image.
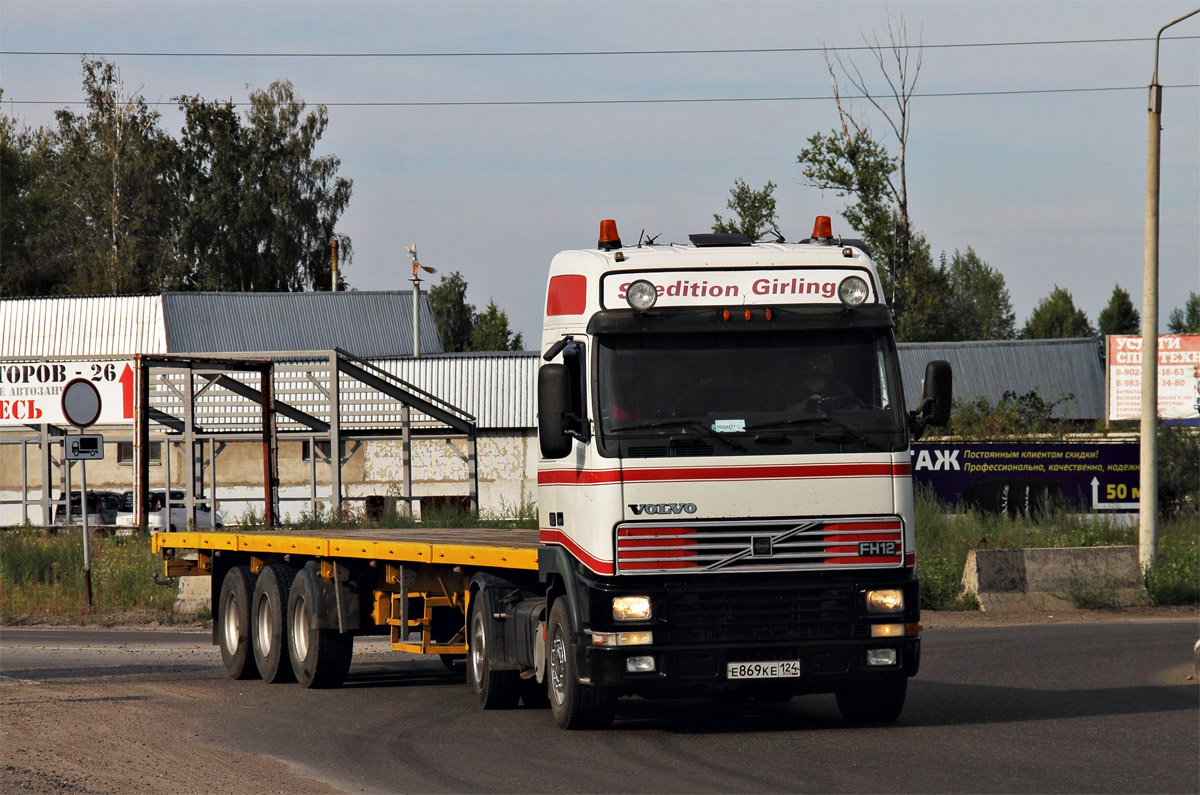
[835,675,907,723]
[468,598,520,708]
[287,567,354,688]
[547,599,615,729]
[218,566,259,680]
[251,564,297,684]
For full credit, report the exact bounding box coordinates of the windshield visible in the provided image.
[596,328,906,457]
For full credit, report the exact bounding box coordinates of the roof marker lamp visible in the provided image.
[626,279,658,311]
[838,275,870,308]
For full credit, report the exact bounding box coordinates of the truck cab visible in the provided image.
[534,217,951,727]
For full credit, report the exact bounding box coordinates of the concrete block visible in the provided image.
[175,574,211,617]
[961,545,1148,612]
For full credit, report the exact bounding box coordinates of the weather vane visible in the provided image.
[404,243,436,279]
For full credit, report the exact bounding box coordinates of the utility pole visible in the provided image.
[1140,7,1199,573]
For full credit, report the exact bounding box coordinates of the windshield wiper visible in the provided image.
[611,419,747,452]
[746,416,883,450]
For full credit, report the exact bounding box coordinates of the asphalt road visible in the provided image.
[2,620,1197,794]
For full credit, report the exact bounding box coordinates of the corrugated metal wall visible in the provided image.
[0,296,166,357]
[898,338,1105,420]
[162,291,444,358]
[379,352,539,429]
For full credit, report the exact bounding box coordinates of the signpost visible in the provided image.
[61,379,103,607]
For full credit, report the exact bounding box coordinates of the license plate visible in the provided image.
[726,660,801,680]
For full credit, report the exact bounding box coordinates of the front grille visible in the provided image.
[668,581,854,644]
[616,516,904,575]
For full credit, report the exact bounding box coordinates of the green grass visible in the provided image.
[1,528,179,624]
[914,486,1199,610]
[5,491,1193,623]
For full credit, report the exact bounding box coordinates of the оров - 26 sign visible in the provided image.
[0,360,135,426]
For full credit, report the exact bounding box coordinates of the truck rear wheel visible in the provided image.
[468,598,520,709]
[287,567,354,688]
[835,675,907,723]
[251,564,297,684]
[547,599,615,729]
[218,566,259,680]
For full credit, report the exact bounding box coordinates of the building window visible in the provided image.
[301,440,332,462]
[116,441,163,465]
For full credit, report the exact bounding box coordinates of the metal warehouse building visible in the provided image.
[0,293,537,526]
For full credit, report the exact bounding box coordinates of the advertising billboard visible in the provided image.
[0,360,135,426]
[912,441,1140,515]
[1107,334,1200,422]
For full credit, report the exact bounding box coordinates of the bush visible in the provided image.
[1157,423,1199,518]
[940,389,1077,439]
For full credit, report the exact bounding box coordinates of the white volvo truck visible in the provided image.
[155,215,951,730]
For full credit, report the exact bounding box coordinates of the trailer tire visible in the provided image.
[218,566,259,680]
[835,675,907,723]
[547,598,615,729]
[468,599,520,709]
[287,568,354,689]
[251,564,297,684]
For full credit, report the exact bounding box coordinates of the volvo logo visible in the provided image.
[628,503,697,516]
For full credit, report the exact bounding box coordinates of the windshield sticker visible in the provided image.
[712,419,745,433]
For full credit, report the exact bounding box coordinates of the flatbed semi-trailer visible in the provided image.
[154,526,546,695]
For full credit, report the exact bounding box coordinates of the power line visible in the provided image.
[0,35,1196,59]
[5,84,1198,109]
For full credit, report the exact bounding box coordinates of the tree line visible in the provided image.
[1,59,352,296]
[710,13,1199,343]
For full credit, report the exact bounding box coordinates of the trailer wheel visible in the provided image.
[547,599,615,729]
[218,566,259,680]
[468,599,520,709]
[251,564,297,684]
[835,676,907,723]
[287,568,354,689]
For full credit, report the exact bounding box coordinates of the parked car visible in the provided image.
[53,491,122,528]
[114,489,222,534]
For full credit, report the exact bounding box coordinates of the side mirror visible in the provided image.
[921,360,953,427]
[908,360,952,440]
[538,363,573,459]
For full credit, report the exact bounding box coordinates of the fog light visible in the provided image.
[626,655,656,673]
[870,623,904,638]
[612,595,652,621]
[865,589,904,613]
[591,631,653,647]
[866,648,898,666]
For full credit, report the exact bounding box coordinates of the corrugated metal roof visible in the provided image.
[161,291,444,358]
[378,351,539,429]
[0,295,166,357]
[898,338,1104,420]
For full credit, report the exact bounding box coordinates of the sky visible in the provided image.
[2,0,1197,347]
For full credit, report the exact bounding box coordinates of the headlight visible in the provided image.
[612,595,652,621]
[865,589,904,613]
[838,275,870,307]
[625,280,658,311]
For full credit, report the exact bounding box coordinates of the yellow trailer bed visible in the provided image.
[153,526,541,659]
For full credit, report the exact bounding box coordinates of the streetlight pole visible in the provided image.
[1140,7,1199,573]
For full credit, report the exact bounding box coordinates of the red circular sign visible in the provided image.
[61,378,102,428]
